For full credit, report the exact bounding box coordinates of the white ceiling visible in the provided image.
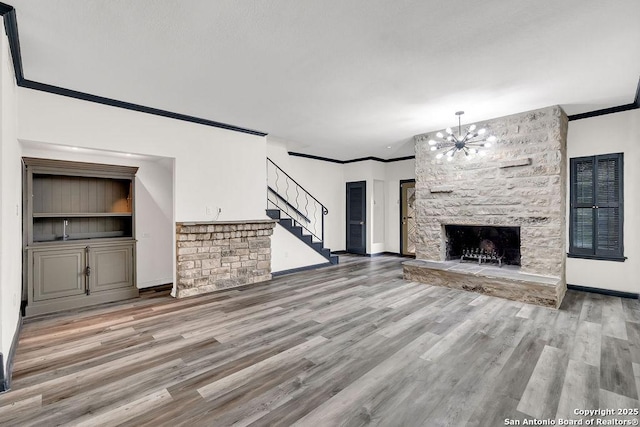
[10,0,640,160]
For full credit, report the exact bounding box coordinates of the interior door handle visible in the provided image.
[359,221,364,225]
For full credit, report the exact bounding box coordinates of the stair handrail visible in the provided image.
[266,158,328,243]
[267,158,329,215]
[267,186,311,223]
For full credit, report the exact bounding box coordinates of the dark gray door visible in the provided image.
[346,181,366,254]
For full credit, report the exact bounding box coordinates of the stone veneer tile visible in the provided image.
[175,220,276,298]
[409,106,568,307]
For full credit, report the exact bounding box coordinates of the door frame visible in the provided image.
[399,179,416,257]
[346,180,367,255]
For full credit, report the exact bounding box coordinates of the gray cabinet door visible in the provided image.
[88,243,134,293]
[33,248,86,301]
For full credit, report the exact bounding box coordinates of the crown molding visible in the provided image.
[568,77,640,121]
[288,151,415,164]
[0,3,267,137]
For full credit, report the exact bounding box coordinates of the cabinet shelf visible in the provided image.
[33,212,132,218]
[23,157,139,317]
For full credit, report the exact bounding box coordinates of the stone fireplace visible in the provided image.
[403,106,568,308]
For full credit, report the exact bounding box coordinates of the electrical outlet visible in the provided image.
[205,206,213,216]
[141,232,151,238]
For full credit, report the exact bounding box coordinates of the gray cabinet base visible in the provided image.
[25,287,139,317]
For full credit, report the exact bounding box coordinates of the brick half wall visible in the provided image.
[176,220,277,298]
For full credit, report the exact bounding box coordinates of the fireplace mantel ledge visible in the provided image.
[429,185,455,193]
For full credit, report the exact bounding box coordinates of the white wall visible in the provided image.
[344,159,416,255]
[271,224,329,273]
[0,21,22,376]
[18,88,268,297]
[383,159,415,254]
[19,143,174,288]
[267,138,416,256]
[134,157,174,288]
[18,89,267,223]
[344,160,386,254]
[566,108,640,293]
[373,180,385,245]
[266,139,345,250]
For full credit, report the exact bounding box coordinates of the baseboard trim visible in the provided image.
[137,278,173,289]
[139,283,173,293]
[567,284,639,300]
[272,262,333,277]
[333,251,403,257]
[0,314,23,393]
[370,251,402,257]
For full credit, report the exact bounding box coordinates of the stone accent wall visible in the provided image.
[175,220,276,298]
[414,106,568,279]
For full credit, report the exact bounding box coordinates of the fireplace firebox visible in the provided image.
[445,225,521,266]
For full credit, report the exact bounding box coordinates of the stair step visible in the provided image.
[266,209,281,220]
[271,211,336,265]
[279,218,293,228]
[290,226,303,237]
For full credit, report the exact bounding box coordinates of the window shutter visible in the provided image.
[569,153,623,259]
[570,157,595,255]
[595,155,622,257]
[575,159,594,205]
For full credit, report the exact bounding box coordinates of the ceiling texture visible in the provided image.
[9,0,640,160]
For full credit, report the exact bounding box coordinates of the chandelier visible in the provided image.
[429,111,496,161]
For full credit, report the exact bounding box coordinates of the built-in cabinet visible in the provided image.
[23,158,139,316]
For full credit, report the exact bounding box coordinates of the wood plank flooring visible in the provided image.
[0,255,638,426]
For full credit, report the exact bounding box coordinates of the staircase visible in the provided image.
[267,158,339,266]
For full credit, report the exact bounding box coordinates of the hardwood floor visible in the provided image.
[0,255,638,426]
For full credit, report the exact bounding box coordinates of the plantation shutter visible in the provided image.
[595,155,622,256]
[570,153,623,259]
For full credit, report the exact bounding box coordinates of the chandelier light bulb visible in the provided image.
[430,112,496,160]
